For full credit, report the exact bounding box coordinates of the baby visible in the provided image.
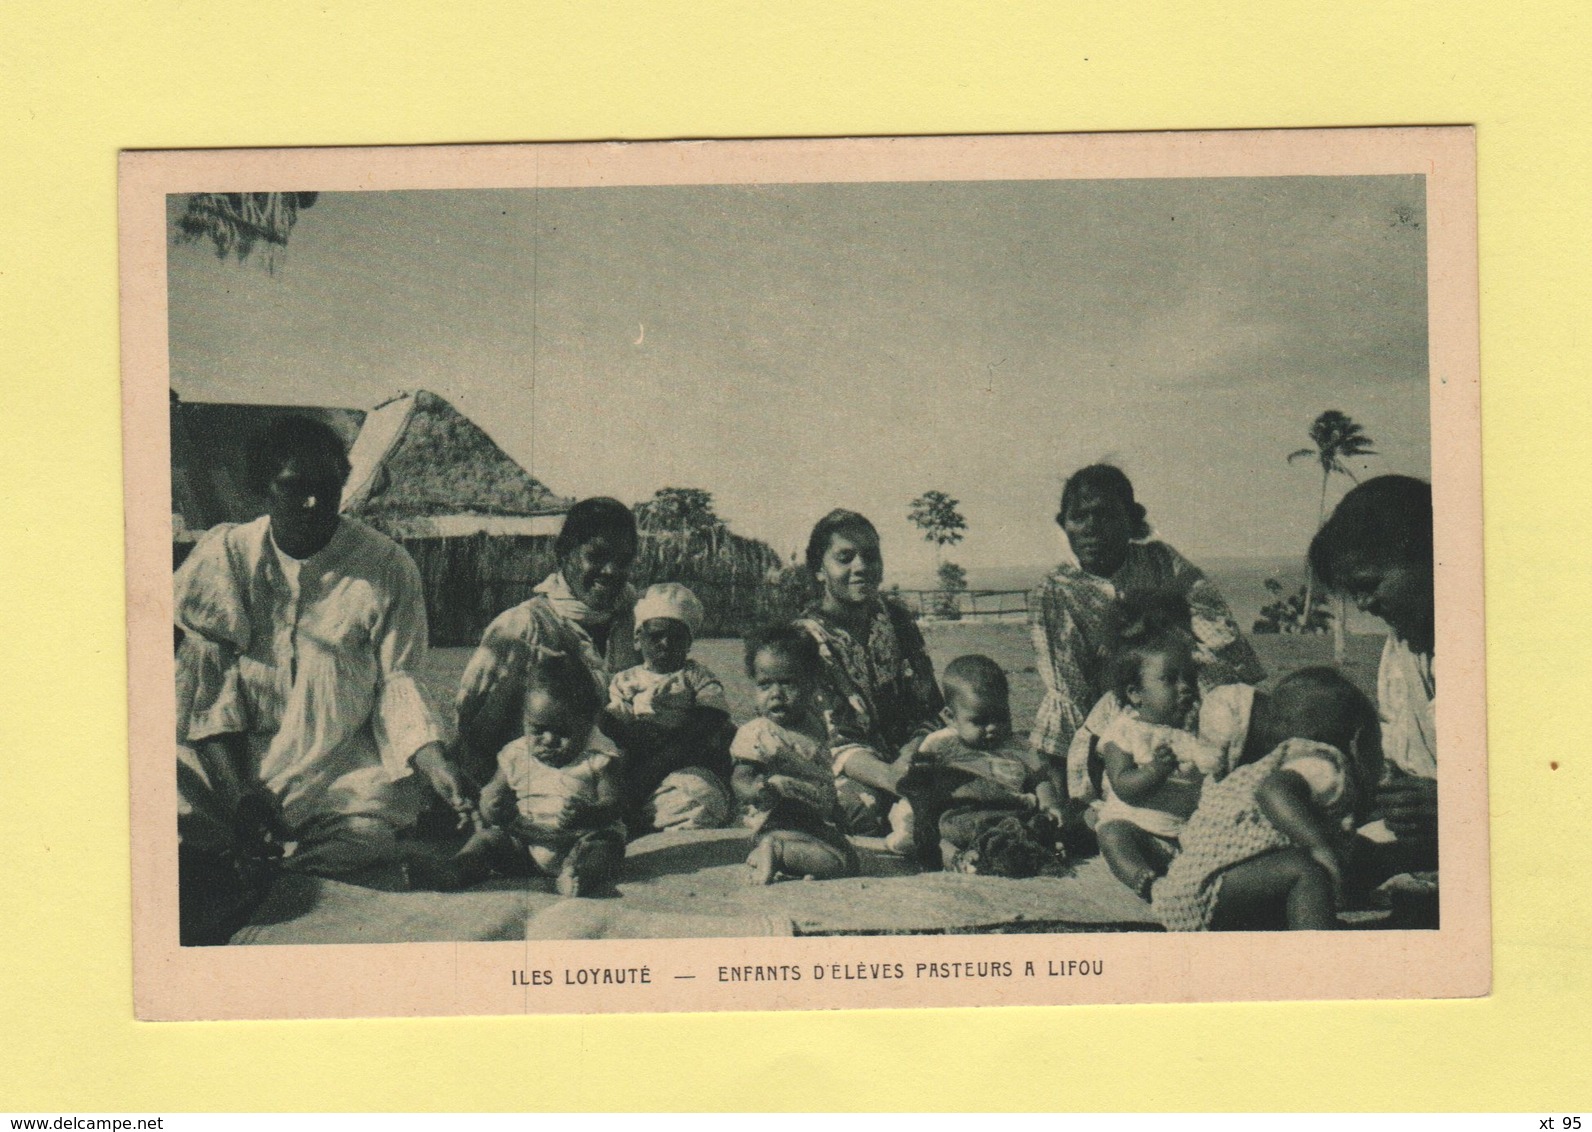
[1095,625,1226,901]
[606,582,735,816]
[897,654,1062,877]
[730,624,859,884]
[1153,667,1382,931]
[421,651,625,896]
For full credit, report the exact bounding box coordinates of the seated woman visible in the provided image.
[795,509,945,837]
[455,497,734,836]
[175,417,473,944]
[1029,464,1264,807]
[1307,475,1438,911]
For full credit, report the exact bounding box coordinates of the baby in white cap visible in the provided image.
[609,582,729,725]
[605,583,737,830]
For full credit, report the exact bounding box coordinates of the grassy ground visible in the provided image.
[422,623,1384,736]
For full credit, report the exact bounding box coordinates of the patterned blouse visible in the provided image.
[796,599,946,776]
[1028,540,1264,767]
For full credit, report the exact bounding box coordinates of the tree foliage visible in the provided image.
[172,192,319,274]
[907,490,967,558]
[933,560,968,620]
[1252,577,1332,635]
[634,487,724,534]
[1288,410,1377,498]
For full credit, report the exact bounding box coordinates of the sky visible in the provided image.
[167,176,1431,579]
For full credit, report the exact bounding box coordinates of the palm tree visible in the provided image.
[1289,410,1377,661]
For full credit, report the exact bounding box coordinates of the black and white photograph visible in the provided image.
[121,130,1487,1018]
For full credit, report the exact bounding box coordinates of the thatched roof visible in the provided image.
[170,389,568,541]
[343,390,569,529]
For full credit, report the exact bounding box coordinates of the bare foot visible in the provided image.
[555,856,584,897]
[747,838,781,885]
[556,838,620,898]
[950,848,983,875]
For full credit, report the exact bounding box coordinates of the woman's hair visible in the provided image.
[1107,592,1194,705]
[942,654,1010,709]
[1055,464,1151,540]
[523,650,605,722]
[1307,475,1433,592]
[244,416,352,495]
[554,496,638,561]
[743,622,823,682]
[803,508,879,574]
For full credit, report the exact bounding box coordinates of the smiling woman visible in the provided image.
[1308,474,1438,875]
[795,509,946,837]
[454,498,736,836]
[455,497,643,780]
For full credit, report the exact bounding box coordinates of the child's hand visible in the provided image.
[1151,742,1180,775]
[479,779,518,828]
[556,797,596,831]
[896,734,927,770]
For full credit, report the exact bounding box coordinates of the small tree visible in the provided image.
[908,490,967,566]
[1252,577,1331,635]
[934,561,968,620]
[762,558,818,624]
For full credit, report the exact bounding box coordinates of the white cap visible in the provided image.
[633,582,705,639]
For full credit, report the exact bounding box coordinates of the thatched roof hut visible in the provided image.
[170,388,569,543]
[344,390,570,538]
[169,388,785,643]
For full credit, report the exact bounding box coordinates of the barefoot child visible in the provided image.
[731,624,860,884]
[606,582,736,831]
[1095,625,1226,900]
[1153,667,1382,931]
[897,655,1062,877]
[423,651,625,896]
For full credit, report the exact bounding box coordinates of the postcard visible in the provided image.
[121,128,1486,1019]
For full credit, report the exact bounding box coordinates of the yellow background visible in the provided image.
[2,0,1587,1111]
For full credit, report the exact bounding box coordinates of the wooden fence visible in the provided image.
[891,589,1031,622]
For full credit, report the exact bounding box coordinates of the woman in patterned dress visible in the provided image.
[795,509,945,836]
[1029,465,1264,804]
